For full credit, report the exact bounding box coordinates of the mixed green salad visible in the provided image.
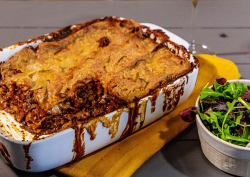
[181,78,250,147]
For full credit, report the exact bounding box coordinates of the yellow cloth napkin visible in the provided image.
[55,54,241,177]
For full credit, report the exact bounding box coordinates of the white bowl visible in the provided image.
[196,79,250,177]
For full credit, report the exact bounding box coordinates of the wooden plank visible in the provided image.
[236,64,250,79]
[0,28,55,48]
[1,27,250,56]
[197,1,250,28]
[175,124,199,140]
[132,141,234,177]
[0,1,192,28]
[0,159,18,177]
[170,28,250,54]
[0,1,249,28]
[217,54,250,64]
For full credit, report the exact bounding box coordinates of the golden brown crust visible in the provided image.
[0,17,192,135]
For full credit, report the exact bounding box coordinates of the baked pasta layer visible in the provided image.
[0,17,193,135]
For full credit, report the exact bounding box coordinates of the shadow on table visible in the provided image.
[160,125,236,177]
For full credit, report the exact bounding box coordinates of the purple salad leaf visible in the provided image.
[242,90,250,102]
[180,106,197,123]
[236,102,244,112]
[229,111,235,120]
[212,100,228,112]
[237,126,244,135]
[216,78,227,85]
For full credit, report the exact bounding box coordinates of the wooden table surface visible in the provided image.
[0,1,249,177]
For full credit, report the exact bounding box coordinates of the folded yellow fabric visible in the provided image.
[55,54,241,177]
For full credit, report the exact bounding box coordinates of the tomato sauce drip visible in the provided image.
[23,142,33,170]
[0,142,13,166]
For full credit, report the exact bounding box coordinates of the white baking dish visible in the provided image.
[0,18,199,172]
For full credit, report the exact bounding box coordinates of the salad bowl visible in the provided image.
[196,79,250,177]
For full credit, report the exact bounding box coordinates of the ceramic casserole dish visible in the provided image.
[0,17,199,172]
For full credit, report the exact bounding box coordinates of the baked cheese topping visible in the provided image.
[0,17,192,135]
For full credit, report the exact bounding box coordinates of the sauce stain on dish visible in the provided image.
[0,142,13,166]
[121,79,186,139]
[185,75,189,84]
[121,99,148,138]
[148,90,159,113]
[84,119,99,140]
[72,124,85,161]
[162,87,172,112]
[23,142,33,170]
[72,109,125,161]
[139,100,148,129]
[162,79,185,114]
[99,109,124,138]
[84,109,124,140]
[120,102,140,138]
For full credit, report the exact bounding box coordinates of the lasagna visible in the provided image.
[0,17,194,137]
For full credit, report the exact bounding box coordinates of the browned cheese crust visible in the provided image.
[0,17,192,135]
